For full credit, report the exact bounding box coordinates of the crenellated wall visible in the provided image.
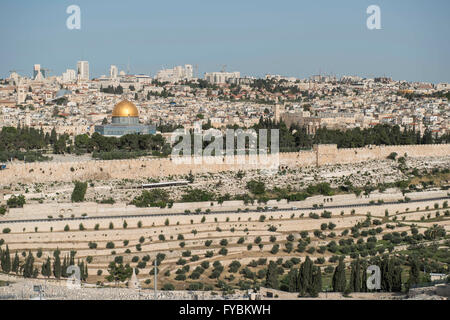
[0,144,448,184]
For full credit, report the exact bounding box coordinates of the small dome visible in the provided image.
[112,100,139,117]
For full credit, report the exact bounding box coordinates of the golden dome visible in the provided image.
[112,100,139,117]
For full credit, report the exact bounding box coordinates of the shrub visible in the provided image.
[271,244,279,254]
[189,272,201,280]
[315,257,325,264]
[106,241,115,249]
[191,255,199,262]
[175,274,186,281]
[228,261,241,273]
[131,189,170,208]
[7,195,26,208]
[162,283,175,291]
[387,152,397,160]
[71,181,88,203]
[182,250,191,257]
[246,180,266,195]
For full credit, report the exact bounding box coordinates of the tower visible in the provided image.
[33,64,44,79]
[110,65,118,79]
[274,104,281,123]
[77,61,89,81]
[17,80,27,104]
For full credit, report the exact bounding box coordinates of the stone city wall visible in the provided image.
[0,144,448,184]
[314,144,450,166]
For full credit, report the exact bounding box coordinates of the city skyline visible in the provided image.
[0,0,449,83]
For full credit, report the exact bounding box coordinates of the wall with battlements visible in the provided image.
[0,144,448,184]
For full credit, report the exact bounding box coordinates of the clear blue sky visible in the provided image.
[1,0,449,83]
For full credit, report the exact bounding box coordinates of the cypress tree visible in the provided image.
[408,257,420,288]
[1,245,11,274]
[361,260,368,292]
[53,251,61,279]
[32,267,39,278]
[42,256,52,278]
[62,255,68,278]
[23,251,35,278]
[41,259,47,277]
[85,263,89,281]
[392,265,403,292]
[78,260,86,281]
[266,261,279,289]
[12,252,19,274]
[0,248,3,271]
[332,258,346,292]
[380,255,394,292]
[297,256,314,296]
[349,258,361,292]
[310,266,322,297]
[287,267,298,292]
[69,250,76,266]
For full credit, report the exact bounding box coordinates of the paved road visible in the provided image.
[0,196,448,225]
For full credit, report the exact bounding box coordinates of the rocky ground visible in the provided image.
[2,155,449,205]
[1,275,448,300]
